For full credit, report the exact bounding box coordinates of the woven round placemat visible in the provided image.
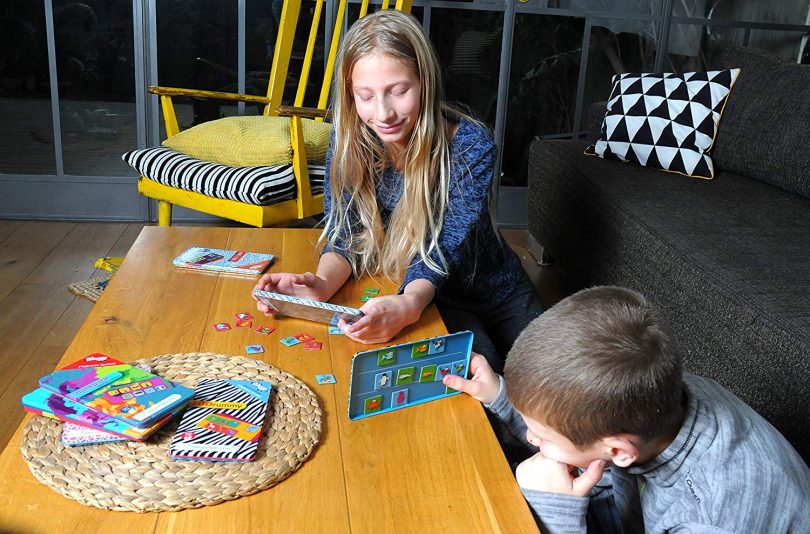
[21,352,321,512]
[68,273,112,302]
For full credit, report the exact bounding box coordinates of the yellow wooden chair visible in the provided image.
[138,0,412,227]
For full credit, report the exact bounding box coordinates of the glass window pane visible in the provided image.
[674,0,810,24]
[244,0,282,115]
[666,25,808,73]
[581,18,659,130]
[157,0,237,133]
[503,14,585,186]
[0,0,55,174]
[746,29,808,61]
[430,8,502,127]
[54,0,135,176]
[550,0,663,17]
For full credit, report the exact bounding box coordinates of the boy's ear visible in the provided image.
[601,435,640,467]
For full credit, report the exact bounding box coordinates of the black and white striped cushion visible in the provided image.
[123,147,325,206]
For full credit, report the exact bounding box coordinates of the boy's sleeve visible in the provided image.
[487,377,589,533]
[522,490,590,534]
[399,138,496,294]
[485,375,533,449]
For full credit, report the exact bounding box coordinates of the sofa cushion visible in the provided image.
[123,147,324,206]
[588,69,740,179]
[528,139,810,457]
[711,47,810,198]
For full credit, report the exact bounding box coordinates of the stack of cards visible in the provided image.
[173,247,275,276]
[169,379,272,462]
[21,353,194,444]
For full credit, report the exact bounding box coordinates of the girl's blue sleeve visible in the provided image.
[400,137,497,294]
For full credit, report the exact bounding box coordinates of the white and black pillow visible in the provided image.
[587,69,740,179]
[123,147,325,206]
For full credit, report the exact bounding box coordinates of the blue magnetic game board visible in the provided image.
[348,331,473,420]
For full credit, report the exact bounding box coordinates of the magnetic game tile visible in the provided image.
[364,395,383,414]
[377,348,397,366]
[419,364,437,383]
[304,341,322,351]
[295,333,315,342]
[255,326,275,335]
[391,388,409,408]
[364,288,380,295]
[328,326,344,335]
[245,344,264,354]
[235,319,253,328]
[451,360,467,376]
[360,295,374,302]
[316,374,336,385]
[235,312,254,320]
[213,322,231,331]
[411,342,429,358]
[428,337,446,354]
[281,337,302,346]
[396,366,416,386]
[437,364,452,381]
[374,370,392,390]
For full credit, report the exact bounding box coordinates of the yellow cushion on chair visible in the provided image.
[162,116,332,167]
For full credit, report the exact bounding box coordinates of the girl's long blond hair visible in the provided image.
[321,10,466,280]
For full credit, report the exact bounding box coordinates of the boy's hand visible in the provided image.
[442,353,500,404]
[253,272,326,315]
[516,452,606,497]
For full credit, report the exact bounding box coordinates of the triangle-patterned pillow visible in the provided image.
[587,69,740,179]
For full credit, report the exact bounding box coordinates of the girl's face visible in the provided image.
[351,52,422,153]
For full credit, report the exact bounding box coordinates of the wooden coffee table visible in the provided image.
[0,226,537,533]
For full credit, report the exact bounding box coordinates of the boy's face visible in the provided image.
[351,52,421,153]
[521,413,607,469]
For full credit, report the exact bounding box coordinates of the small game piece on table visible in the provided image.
[245,344,265,354]
[295,333,315,342]
[364,288,380,295]
[213,322,231,331]
[255,326,275,335]
[304,341,323,351]
[235,318,253,328]
[235,312,254,320]
[316,374,336,385]
[360,295,374,302]
[280,336,301,347]
[328,326,344,335]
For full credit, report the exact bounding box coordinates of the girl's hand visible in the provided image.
[516,452,606,497]
[338,294,422,344]
[253,272,327,315]
[442,354,500,404]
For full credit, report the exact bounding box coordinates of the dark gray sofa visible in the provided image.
[527,47,810,459]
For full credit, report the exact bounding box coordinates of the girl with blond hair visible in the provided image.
[255,10,541,372]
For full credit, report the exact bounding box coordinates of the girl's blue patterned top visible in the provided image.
[324,118,524,312]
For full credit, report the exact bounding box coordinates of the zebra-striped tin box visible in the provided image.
[169,379,272,462]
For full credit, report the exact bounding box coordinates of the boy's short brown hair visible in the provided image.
[504,286,684,447]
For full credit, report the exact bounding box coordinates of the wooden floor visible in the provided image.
[0,220,566,452]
